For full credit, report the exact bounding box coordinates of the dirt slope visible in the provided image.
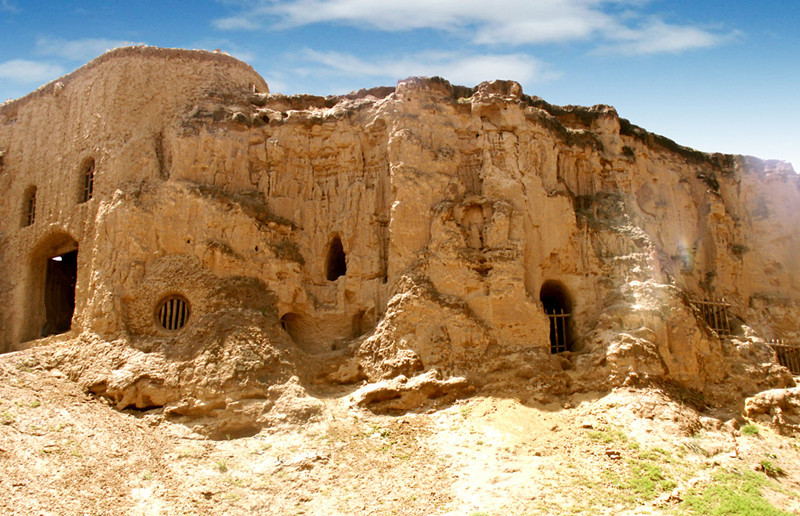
[1,348,798,515]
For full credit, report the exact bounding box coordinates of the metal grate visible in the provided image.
[693,298,733,338]
[546,308,571,354]
[157,296,189,330]
[82,159,94,202]
[768,339,800,375]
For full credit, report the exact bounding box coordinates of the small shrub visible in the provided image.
[758,460,785,478]
[741,424,760,436]
[216,460,228,473]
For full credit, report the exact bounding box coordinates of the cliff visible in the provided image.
[1,47,797,437]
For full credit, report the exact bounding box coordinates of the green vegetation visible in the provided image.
[215,459,228,473]
[637,447,672,462]
[623,460,676,499]
[740,424,760,436]
[757,460,785,478]
[602,459,676,503]
[586,427,628,444]
[680,470,792,515]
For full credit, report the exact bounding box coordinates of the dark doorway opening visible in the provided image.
[326,235,347,281]
[44,250,77,336]
[540,280,573,354]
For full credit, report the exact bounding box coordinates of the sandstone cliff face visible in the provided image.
[0,47,796,435]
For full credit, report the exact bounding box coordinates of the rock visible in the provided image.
[0,46,798,435]
[744,387,800,434]
[351,370,473,412]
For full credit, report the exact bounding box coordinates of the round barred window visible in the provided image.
[156,295,190,330]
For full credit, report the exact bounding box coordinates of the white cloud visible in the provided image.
[214,0,732,54]
[296,49,559,88]
[213,16,262,30]
[35,37,133,62]
[0,0,19,13]
[597,19,737,55]
[0,59,65,83]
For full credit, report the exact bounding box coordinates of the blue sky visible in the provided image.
[1,1,798,170]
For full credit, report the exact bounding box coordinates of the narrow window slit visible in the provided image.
[81,158,95,202]
[23,186,36,227]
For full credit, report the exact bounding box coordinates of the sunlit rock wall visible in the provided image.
[1,48,797,434]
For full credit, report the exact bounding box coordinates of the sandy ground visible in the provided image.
[1,350,799,515]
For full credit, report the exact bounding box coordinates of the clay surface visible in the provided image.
[1,46,798,436]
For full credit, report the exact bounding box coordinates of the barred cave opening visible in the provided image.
[540,280,573,354]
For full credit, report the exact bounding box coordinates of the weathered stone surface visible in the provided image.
[1,47,798,434]
[745,387,800,435]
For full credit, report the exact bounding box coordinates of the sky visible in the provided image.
[0,0,798,170]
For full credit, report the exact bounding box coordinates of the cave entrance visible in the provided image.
[44,249,78,336]
[540,280,573,354]
[326,235,347,281]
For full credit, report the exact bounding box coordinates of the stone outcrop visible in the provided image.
[1,46,797,435]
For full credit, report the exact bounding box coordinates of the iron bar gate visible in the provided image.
[546,308,570,354]
[768,339,800,375]
[693,298,733,338]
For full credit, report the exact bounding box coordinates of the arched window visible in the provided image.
[540,280,573,354]
[326,235,347,281]
[22,186,36,227]
[80,158,94,202]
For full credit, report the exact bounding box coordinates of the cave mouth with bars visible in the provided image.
[540,280,573,354]
[45,250,78,336]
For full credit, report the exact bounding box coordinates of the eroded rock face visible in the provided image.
[1,48,797,435]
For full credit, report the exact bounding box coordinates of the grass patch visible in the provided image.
[740,424,760,436]
[223,476,250,487]
[586,427,628,444]
[215,460,228,473]
[638,447,673,462]
[622,460,676,499]
[681,470,792,515]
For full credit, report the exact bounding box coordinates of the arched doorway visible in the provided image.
[45,249,78,335]
[24,233,79,340]
[540,280,573,354]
